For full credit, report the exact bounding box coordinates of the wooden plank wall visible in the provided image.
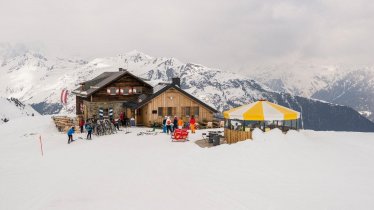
[224,128,252,144]
[143,88,214,126]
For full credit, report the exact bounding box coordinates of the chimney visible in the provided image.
[119,68,126,72]
[80,83,85,91]
[172,77,181,87]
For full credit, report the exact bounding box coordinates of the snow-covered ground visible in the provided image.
[1,116,374,210]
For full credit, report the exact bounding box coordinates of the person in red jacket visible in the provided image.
[79,118,85,133]
[120,112,125,127]
[190,115,196,134]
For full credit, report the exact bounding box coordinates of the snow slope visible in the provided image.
[0,97,39,124]
[1,116,374,210]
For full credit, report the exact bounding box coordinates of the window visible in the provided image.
[133,87,142,94]
[193,107,199,116]
[166,107,176,116]
[158,107,163,116]
[152,110,157,114]
[167,107,173,116]
[107,87,118,95]
[122,87,131,95]
[121,87,142,95]
[182,107,191,117]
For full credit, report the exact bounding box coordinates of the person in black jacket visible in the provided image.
[162,116,167,133]
[173,116,178,132]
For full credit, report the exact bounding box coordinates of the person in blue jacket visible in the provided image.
[85,123,93,140]
[67,126,75,144]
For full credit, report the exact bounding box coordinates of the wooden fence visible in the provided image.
[52,116,80,133]
[224,128,252,144]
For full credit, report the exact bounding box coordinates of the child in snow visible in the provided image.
[67,127,75,144]
[85,123,93,140]
[166,117,173,134]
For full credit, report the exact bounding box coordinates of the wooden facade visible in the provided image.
[90,74,152,102]
[137,88,214,126]
[73,70,217,126]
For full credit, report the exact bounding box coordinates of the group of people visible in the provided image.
[162,115,196,134]
[67,118,94,144]
[68,114,198,144]
[119,112,136,127]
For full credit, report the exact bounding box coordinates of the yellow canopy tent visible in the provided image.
[223,100,301,143]
[223,100,300,121]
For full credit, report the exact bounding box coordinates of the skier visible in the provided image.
[85,123,93,140]
[190,115,196,134]
[173,116,178,131]
[166,117,172,134]
[79,118,85,133]
[67,126,75,144]
[162,116,167,133]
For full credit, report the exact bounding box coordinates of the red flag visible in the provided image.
[61,89,68,105]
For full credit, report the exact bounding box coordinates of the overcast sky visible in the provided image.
[1,0,374,71]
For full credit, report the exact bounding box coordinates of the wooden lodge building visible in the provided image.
[72,68,218,126]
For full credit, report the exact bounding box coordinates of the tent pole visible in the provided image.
[296,120,298,130]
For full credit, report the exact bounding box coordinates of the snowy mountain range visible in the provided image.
[249,64,374,122]
[1,46,374,131]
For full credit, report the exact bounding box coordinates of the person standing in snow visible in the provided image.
[173,116,178,131]
[85,123,92,140]
[190,115,196,134]
[112,118,120,131]
[162,116,167,133]
[166,117,172,134]
[178,118,183,129]
[79,118,85,133]
[130,116,135,127]
[120,112,125,127]
[67,126,75,144]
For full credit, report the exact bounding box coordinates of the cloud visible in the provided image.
[0,0,373,70]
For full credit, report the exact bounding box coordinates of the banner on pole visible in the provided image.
[60,89,68,105]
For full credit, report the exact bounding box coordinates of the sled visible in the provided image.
[171,129,189,142]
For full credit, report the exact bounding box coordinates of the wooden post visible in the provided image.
[290,120,293,130]
[39,135,44,157]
